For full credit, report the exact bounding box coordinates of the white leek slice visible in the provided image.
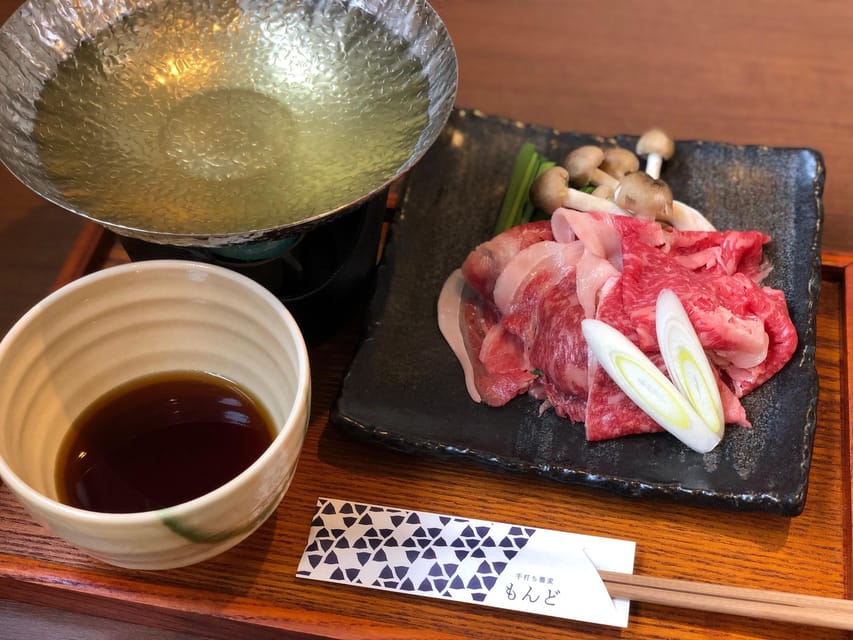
[655,289,724,437]
[581,319,722,453]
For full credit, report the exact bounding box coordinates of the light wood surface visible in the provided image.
[1,0,853,638]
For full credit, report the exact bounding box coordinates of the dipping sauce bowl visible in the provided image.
[0,260,310,569]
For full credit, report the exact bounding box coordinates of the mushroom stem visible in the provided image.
[565,186,629,217]
[591,183,615,200]
[530,167,629,217]
[671,201,716,231]
[645,154,664,180]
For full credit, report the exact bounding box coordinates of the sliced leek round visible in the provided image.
[655,289,724,437]
[581,319,723,453]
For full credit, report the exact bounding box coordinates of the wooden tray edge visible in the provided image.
[0,552,462,640]
[50,223,114,291]
[841,265,853,600]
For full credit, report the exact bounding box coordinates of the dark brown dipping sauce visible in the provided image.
[56,371,276,513]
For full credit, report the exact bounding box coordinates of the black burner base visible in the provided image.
[119,194,387,344]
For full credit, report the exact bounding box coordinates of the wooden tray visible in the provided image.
[0,223,851,640]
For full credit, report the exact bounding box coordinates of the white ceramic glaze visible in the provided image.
[0,260,310,569]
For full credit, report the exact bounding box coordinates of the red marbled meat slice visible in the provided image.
[493,241,583,315]
[495,240,588,421]
[460,284,534,406]
[585,276,660,439]
[617,225,796,396]
[499,261,589,421]
[461,220,554,301]
[668,228,771,283]
[719,286,797,397]
[526,272,590,423]
[449,209,796,441]
[584,277,751,441]
[459,224,576,408]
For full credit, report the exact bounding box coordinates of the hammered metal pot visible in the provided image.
[0,0,457,247]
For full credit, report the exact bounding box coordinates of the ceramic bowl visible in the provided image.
[0,260,311,569]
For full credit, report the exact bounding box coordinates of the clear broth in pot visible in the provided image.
[34,0,430,235]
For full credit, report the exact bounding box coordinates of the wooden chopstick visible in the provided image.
[599,571,853,630]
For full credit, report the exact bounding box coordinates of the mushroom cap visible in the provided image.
[613,171,674,220]
[600,147,640,179]
[564,145,606,188]
[636,128,675,160]
[530,166,570,214]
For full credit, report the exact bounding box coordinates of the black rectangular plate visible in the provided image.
[332,109,824,516]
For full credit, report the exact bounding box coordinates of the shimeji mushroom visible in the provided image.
[612,171,715,231]
[530,166,629,217]
[600,147,640,180]
[636,128,675,180]
[634,129,716,231]
[564,146,617,190]
[563,145,640,193]
[563,145,711,230]
[534,150,714,231]
[613,172,674,222]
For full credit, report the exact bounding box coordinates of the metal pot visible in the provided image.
[0,0,457,248]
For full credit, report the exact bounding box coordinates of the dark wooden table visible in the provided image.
[2,0,853,637]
